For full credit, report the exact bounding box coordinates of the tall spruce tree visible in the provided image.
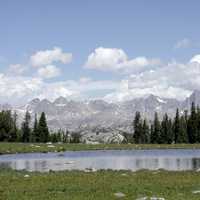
[167,118,174,144]
[174,108,180,143]
[196,106,200,142]
[21,110,31,142]
[10,111,18,142]
[31,114,38,142]
[133,111,143,143]
[151,112,161,143]
[160,113,172,144]
[38,112,49,142]
[188,102,197,143]
[179,115,188,143]
[142,119,150,143]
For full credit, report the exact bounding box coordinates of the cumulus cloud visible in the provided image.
[0,72,120,105]
[190,54,200,64]
[37,65,61,79]
[7,64,27,75]
[30,47,72,67]
[84,47,161,73]
[104,60,200,102]
[0,74,79,104]
[2,46,200,105]
[174,38,191,49]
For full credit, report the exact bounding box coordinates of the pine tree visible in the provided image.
[167,118,174,144]
[160,113,170,144]
[133,112,143,143]
[142,119,150,143]
[32,114,39,142]
[38,112,49,142]
[21,111,31,142]
[196,106,200,142]
[188,102,197,143]
[174,108,180,143]
[179,115,188,143]
[11,111,18,142]
[151,112,161,143]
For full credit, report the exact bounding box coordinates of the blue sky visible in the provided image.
[0,0,200,104]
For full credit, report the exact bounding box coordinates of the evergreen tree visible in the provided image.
[150,123,154,143]
[196,106,200,142]
[151,112,161,143]
[21,111,31,142]
[38,112,49,142]
[174,108,180,143]
[160,113,171,144]
[133,112,143,143]
[10,111,18,142]
[32,114,39,142]
[142,119,150,143]
[70,132,81,143]
[63,130,70,143]
[179,115,188,143]
[188,102,197,143]
[0,128,6,141]
[167,118,174,144]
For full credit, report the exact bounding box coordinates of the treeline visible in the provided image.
[1,102,200,144]
[0,110,81,143]
[132,102,200,144]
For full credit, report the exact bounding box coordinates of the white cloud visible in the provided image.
[30,47,72,67]
[174,38,191,49]
[190,54,200,64]
[0,72,120,105]
[104,59,200,102]
[85,47,161,73]
[7,64,27,75]
[0,74,78,104]
[37,65,61,79]
[3,46,200,105]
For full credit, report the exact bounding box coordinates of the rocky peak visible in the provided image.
[53,96,68,105]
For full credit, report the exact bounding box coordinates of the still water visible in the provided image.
[0,149,200,172]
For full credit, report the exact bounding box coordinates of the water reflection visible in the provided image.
[0,149,200,172]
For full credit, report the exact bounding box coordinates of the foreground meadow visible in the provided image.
[1,142,200,154]
[0,169,200,200]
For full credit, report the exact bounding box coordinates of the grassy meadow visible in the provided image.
[1,143,200,199]
[1,142,200,154]
[0,169,200,200]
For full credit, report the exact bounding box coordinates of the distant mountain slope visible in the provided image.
[1,90,200,131]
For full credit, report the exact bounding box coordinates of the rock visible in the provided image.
[47,145,55,148]
[150,197,165,200]
[46,142,52,145]
[114,192,126,198]
[57,153,65,157]
[81,129,125,144]
[65,161,74,164]
[136,197,148,200]
[192,190,200,194]
[84,167,97,172]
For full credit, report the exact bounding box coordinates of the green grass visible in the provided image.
[1,143,200,199]
[1,142,200,154]
[0,169,200,199]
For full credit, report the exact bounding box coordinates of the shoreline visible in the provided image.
[1,142,200,155]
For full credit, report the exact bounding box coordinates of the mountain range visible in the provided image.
[2,90,200,132]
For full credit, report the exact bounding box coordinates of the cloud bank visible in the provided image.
[1,46,200,104]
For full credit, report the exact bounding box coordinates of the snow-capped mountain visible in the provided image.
[1,90,200,131]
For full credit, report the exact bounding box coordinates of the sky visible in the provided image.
[0,0,200,104]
